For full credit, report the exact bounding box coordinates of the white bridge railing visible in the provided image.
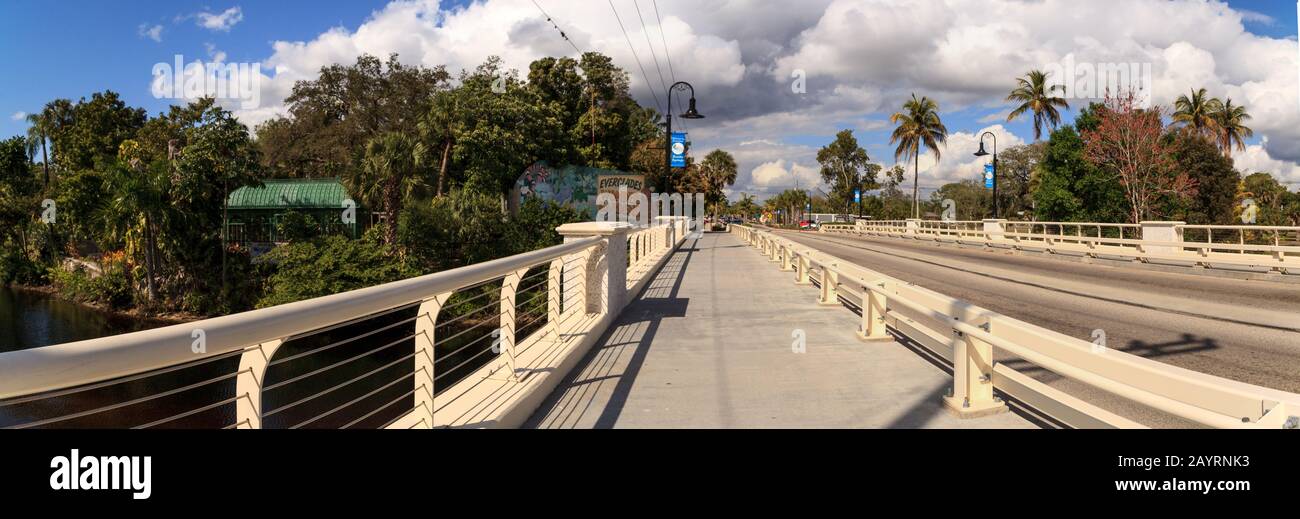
[819,219,1300,275]
[0,217,694,429]
[735,224,1300,429]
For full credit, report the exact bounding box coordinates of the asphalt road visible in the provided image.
[771,229,1300,428]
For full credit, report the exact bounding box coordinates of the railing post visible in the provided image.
[780,246,794,272]
[906,218,921,237]
[235,339,285,429]
[498,268,531,381]
[818,264,839,306]
[1139,221,1185,258]
[857,283,890,342]
[557,222,633,315]
[942,321,1008,419]
[795,254,811,285]
[413,292,451,427]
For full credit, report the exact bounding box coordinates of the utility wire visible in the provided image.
[530,0,583,55]
[634,0,671,105]
[608,0,664,114]
[647,0,685,132]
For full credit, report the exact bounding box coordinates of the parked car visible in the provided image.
[798,220,818,230]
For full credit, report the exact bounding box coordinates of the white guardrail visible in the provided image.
[819,219,1300,275]
[733,225,1300,429]
[0,217,694,429]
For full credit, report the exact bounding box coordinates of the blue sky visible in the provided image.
[0,1,392,134]
[2,0,1297,196]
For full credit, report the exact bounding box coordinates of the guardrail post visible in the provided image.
[906,218,921,237]
[857,283,890,342]
[1139,221,1184,258]
[780,246,795,272]
[795,254,812,285]
[557,222,633,315]
[943,321,1008,419]
[818,265,840,306]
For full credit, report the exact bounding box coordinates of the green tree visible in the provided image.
[452,57,565,197]
[930,181,991,221]
[257,54,450,178]
[169,102,263,312]
[995,143,1045,218]
[1006,70,1070,141]
[890,94,948,218]
[1164,132,1237,224]
[55,91,147,171]
[817,129,875,216]
[1032,125,1128,223]
[257,233,417,309]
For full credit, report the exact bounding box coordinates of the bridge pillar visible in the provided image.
[1140,221,1184,258]
[557,222,633,315]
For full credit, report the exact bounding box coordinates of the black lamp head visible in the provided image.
[973,141,989,157]
[681,97,705,119]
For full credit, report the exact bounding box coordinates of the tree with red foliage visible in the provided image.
[1082,91,1197,224]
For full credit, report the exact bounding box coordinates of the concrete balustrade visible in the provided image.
[734,224,1300,429]
[822,219,1300,277]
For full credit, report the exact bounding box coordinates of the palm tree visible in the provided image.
[1172,88,1222,139]
[1212,98,1253,158]
[1006,70,1070,141]
[24,112,50,187]
[890,94,948,219]
[418,90,461,197]
[350,132,427,247]
[697,150,738,219]
[107,143,166,304]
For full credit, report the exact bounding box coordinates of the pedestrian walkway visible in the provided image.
[526,231,1035,429]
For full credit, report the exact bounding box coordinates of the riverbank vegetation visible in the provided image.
[2,52,738,320]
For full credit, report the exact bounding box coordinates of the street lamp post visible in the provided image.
[664,82,705,192]
[974,132,999,219]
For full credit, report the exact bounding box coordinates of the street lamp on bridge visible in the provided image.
[664,81,705,191]
[973,131,999,219]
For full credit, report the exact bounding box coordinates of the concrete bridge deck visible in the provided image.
[526,231,1035,429]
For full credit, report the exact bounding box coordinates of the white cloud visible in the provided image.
[197,7,243,32]
[138,23,163,42]
[898,124,1026,189]
[1234,139,1300,184]
[223,0,1300,196]
[10,111,28,121]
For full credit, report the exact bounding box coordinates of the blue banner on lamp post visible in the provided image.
[984,163,995,189]
[670,133,687,168]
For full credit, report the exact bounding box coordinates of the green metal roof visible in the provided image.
[228,178,352,210]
